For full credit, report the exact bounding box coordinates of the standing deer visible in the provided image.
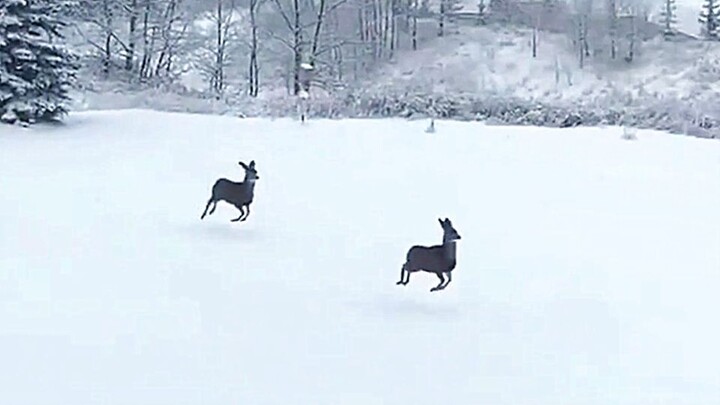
[200,160,259,223]
[396,218,461,292]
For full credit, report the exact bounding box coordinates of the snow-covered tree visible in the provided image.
[699,0,720,40]
[659,0,677,39]
[0,0,78,124]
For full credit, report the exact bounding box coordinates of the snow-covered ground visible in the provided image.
[1,110,719,404]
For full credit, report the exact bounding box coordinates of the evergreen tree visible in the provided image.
[0,0,78,125]
[699,0,720,40]
[660,0,677,39]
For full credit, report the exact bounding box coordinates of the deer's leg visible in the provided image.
[240,204,250,221]
[230,205,246,222]
[208,200,218,216]
[396,264,406,285]
[443,271,452,289]
[403,270,411,285]
[430,273,446,292]
[200,198,214,219]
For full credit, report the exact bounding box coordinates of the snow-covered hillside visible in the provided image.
[1,110,718,404]
[370,24,720,112]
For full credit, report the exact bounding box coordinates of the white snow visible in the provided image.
[1,110,719,404]
[675,0,706,36]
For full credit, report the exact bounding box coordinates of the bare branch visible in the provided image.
[271,0,295,31]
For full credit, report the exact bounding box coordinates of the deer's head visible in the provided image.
[239,160,259,183]
[439,218,461,242]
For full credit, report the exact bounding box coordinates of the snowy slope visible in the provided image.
[1,111,719,404]
[450,0,702,37]
[674,0,705,36]
[371,24,720,111]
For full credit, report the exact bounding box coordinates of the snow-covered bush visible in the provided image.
[72,84,720,139]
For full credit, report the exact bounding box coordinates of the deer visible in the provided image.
[200,160,259,223]
[396,218,461,292]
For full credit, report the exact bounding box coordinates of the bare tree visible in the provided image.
[271,0,303,94]
[125,0,138,70]
[576,13,588,68]
[438,0,461,37]
[608,0,617,58]
[154,0,187,78]
[532,16,538,57]
[194,0,239,94]
[270,0,347,94]
[389,0,398,56]
[248,0,262,96]
[625,11,636,62]
[139,0,154,78]
[660,0,677,39]
[476,0,486,25]
[409,0,418,50]
[71,0,127,75]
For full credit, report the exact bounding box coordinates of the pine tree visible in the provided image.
[699,0,720,40]
[660,0,677,39]
[0,0,78,125]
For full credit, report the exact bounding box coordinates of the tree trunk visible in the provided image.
[382,0,392,54]
[102,0,113,75]
[139,0,152,79]
[608,0,617,59]
[358,6,365,42]
[532,26,537,57]
[215,0,224,93]
[375,0,382,59]
[155,0,178,77]
[293,0,302,95]
[410,0,418,51]
[249,0,259,96]
[310,0,327,63]
[439,0,445,37]
[389,0,396,57]
[126,0,138,71]
[577,16,584,68]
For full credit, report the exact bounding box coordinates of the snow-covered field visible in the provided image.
[1,111,719,404]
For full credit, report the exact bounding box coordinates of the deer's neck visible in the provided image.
[243,180,256,199]
[443,241,457,263]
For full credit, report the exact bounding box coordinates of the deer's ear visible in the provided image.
[249,160,256,168]
[445,218,451,224]
[438,218,444,225]
[239,161,248,169]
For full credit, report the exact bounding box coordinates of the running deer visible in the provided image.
[396,218,461,292]
[200,160,259,223]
